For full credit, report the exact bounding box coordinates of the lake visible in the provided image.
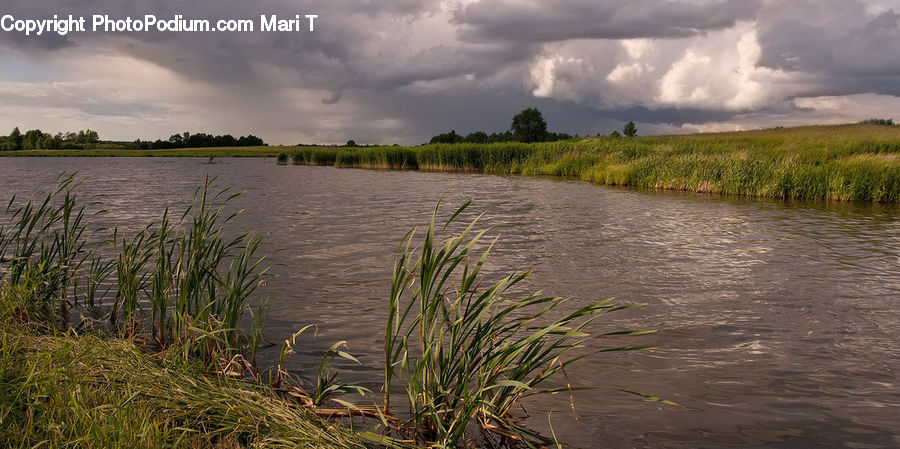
[1,157,898,448]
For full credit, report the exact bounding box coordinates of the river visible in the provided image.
[1,157,898,448]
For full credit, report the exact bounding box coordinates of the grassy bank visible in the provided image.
[286,124,900,202]
[0,176,378,448]
[0,320,371,449]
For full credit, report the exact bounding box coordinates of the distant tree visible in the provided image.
[547,132,572,141]
[47,133,63,149]
[430,130,463,144]
[860,118,894,126]
[623,121,637,137]
[464,131,489,144]
[84,129,100,144]
[218,134,237,147]
[8,127,22,150]
[610,131,622,138]
[511,108,548,143]
[488,131,514,143]
[22,129,46,150]
[346,140,358,147]
[239,135,266,146]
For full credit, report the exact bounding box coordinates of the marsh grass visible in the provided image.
[383,196,658,447]
[285,125,900,202]
[0,323,371,449]
[0,174,96,327]
[0,175,388,448]
[0,174,271,367]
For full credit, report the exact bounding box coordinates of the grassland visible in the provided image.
[288,124,900,202]
[2,124,898,202]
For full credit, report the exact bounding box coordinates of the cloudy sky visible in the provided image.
[2,0,900,144]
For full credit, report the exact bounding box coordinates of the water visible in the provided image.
[1,158,898,448]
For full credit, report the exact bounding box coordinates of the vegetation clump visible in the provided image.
[383,197,658,447]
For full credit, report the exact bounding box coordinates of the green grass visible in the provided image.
[288,124,898,202]
[0,321,371,449]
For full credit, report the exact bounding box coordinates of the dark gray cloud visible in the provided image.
[454,0,762,42]
[1,0,899,143]
[758,1,900,76]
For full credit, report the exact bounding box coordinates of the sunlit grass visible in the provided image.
[0,323,370,449]
[288,124,900,202]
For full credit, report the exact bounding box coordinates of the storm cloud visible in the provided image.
[1,0,899,144]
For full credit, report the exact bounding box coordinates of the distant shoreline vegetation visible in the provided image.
[427,108,638,144]
[1,118,897,203]
[280,123,900,203]
[0,128,266,151]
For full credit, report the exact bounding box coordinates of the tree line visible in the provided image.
[0,127,266,151]
[134,132,265,149]
[428,108,637,144]
[0,128,100,151]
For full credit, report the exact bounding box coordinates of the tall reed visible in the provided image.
[384,197,655,447]
[0,174,94,326]
[1,175,272,366]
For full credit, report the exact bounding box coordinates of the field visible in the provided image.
[3,124,899,202]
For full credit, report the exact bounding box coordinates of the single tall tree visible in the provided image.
[8,127,22,150]
[511,108,548,143]
[623,121,638,137]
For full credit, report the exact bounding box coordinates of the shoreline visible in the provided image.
[2,124,898,203]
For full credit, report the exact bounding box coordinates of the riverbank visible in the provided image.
[2,124,898,202]
[0,317,377,449]
[286,124,899,203]
[0,177,380,448]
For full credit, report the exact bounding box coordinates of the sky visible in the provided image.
[1,0,900,145]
